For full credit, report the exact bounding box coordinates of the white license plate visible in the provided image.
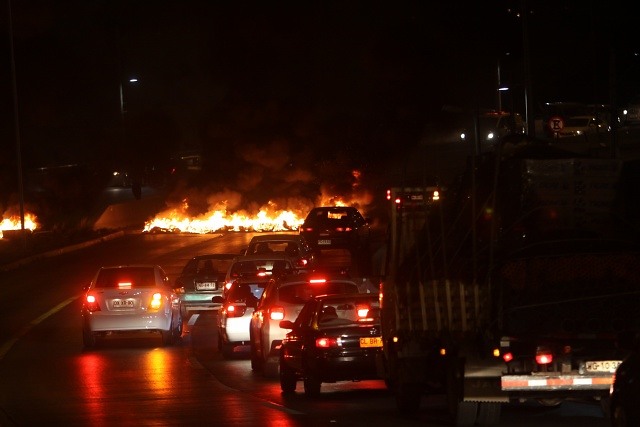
[112,299,135,308]
[318,239,331,245]
[196,282,216,291]
[585,360,622,373]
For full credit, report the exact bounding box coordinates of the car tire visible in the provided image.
[250,337,264,371]
[303,370,321,397]
[82,326,96,349]
[161,329,174,346]
[279,357,297,394]
[221,341,235,359]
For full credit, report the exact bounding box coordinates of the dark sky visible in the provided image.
[1,0,638,211]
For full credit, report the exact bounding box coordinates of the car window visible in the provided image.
[95,267,157,288]
[277,281,359,304]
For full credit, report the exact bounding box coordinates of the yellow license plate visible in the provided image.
[360,337,383,348]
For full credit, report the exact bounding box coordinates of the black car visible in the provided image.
[299,206,370,254]
[610,333,640,427]
[278,293,383,396]
[173,253,236,317]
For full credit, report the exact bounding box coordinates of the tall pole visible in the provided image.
[522,0,534,136]
[7,0,27,248]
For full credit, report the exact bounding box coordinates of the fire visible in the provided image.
[143,169,374,234]
[143,205,305,233]
[0,213,39,239]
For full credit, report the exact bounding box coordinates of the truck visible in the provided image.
[376,141,640,426]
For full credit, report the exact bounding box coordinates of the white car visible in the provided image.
[81,264,182,348]
[556,115,610,138]
[215,279,266,359]
[222,252,297,298]
[249,271,361,376]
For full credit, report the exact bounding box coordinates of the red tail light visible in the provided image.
[535,347,553,365]
[296,258,309,267]
[316,337,339,348]
[356,305,370,318]
[269,306,285,320]
[309,278,327,284]
[225,304,247,318]
[85,294,100,312]
[335,227,352,232]
[502,352,514,363]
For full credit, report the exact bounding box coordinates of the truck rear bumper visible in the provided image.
[501,374,613,391]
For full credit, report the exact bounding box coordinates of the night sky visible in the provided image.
[1,0,638,217]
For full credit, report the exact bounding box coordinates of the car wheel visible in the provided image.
[279,357,297,394]
[221,342,234,359]
[303,370,321,397]
[82,325,96,349]
[250,336,264,371]
[161,329,174,346]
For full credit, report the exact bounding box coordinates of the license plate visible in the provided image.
[585,360,622,373]
[360,337,383,348]
[196,282,217,291]
[318,239,331,245]
[112,299,135,308]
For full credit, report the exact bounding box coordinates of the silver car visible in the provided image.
[81,264,182,348]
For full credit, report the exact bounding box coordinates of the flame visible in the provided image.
[0,213,39,239]
[143,170,374,234]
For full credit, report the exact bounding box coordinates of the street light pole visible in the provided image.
[7,0,27,249]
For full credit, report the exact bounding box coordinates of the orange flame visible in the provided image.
[0,213,38,239]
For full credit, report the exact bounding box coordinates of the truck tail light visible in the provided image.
[536,346,553,365]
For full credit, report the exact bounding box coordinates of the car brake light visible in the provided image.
[225,304,247,318]
[297,259,309,267]
[149,292,163,310]
[309,278,326,284]
[118,281,132,289]
[85,294,100,312]
[502,352,514,363]
[225,282,233,291]
[316,337,338,348]
[270,306,285,320]
[335,227,352,232]
[356,305,369,318]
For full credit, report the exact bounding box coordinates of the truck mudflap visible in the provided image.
[501,373,613,391]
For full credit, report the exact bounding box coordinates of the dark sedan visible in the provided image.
[278,293,383,396]
[174,253,236,317]
[299,206,371,255]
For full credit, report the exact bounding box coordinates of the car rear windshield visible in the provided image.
[277,281,358,304]
[95,267,157,288]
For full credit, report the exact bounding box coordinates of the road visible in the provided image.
[0,232,613,426]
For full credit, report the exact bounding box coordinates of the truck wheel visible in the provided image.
[476,402,501,425]
[446,361,477,426]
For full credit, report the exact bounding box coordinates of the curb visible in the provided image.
[0,230,126,272]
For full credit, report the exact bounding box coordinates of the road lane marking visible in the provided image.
[0,296,78,362]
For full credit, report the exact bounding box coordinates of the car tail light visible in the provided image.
[270,306,285,320]
[309,278,326,284]
[296,258,309,267]
[316,337,339,348]
[335,226,352,232]
[173,287,185,294]
[85,294,100,312]
[300,226,313,232]
[149,292,163,310]
[535,346,553,365]
[224,282,234,292]
[225,304,247,318]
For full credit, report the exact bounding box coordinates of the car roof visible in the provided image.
[192,253,237,261]
[248,234,306,243]
[232,252,297,262]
